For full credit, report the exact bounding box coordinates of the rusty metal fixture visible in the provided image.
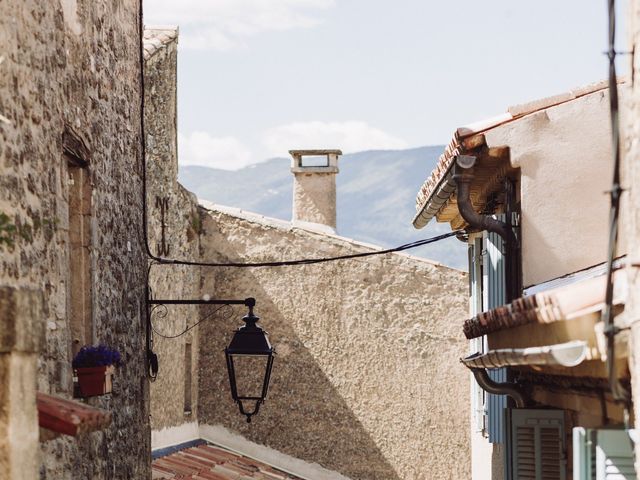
[453,155,519,302]
[466,362,528,408]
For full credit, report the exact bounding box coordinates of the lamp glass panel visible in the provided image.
[230,354,269,399]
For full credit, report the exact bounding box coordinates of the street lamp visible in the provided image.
[146,296,275,422]
[225,298,275,423]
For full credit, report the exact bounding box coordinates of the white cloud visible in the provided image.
[144,0,335,51]
[178,131,254,170]
[262,121,408,158]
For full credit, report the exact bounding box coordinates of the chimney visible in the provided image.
[290,149,342,232]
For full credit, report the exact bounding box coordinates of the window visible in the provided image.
[300,155,329,167]
[66,154,92,354]
[184,342,192,414]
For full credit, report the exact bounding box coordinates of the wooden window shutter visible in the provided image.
[595,429,636,479]
[574,428,636,480]
[510,409,566,480]
[485,224,508,444]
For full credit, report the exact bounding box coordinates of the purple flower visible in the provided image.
[72,345,123,369]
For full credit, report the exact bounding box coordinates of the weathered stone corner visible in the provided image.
[0,287,44,354]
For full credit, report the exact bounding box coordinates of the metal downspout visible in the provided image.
[453,154,518,302]
[454,155,528,407]
[470,367,527,408]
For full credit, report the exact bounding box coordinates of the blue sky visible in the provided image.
[144,0,627,170]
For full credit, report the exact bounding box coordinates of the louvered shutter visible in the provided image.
[484,226,508,444]
[510,409,566,480]
[596,430,635,480]
[573,428,636,480]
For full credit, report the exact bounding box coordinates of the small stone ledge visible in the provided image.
[0,287,43,353]
[37,392,112,437]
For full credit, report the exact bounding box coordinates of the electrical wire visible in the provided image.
[146,231,462,268]
[135,3,459,269]
[602,0,631,404]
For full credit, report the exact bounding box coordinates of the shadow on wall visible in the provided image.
[199,279,401,480]
[196,210,470,480]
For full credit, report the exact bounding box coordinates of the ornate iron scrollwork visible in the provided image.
[155,196,170,256]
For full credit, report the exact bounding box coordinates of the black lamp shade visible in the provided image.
[225,311,274,422]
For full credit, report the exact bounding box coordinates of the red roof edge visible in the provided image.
[37,392,112,436]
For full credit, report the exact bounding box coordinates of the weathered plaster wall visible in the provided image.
[0,1,150,478]
[144,29,204,431]
[623,2,640,476]
[197,206,470,480]
[484,89,622,287]
[292,172,337,229]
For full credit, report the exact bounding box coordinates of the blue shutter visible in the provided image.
[485,224,508,444]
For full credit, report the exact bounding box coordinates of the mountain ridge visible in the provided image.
[178,146,466,269]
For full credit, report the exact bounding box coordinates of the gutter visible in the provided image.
[462,341,588,369]
[462,341,588,409]
[411,161,458,229]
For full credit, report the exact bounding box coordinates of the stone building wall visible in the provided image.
[623,2,640,476]
[196,205,470,480]
[144,28,203,432]
[0,1,150,478]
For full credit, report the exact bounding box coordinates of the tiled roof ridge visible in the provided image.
[412,80,615,229]
[462,267,627,339]
[143,25,178,60]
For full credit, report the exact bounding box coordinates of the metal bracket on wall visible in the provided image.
[155,196,170,256]
[145,295,256,380]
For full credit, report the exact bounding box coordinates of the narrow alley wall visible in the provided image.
[623,2,640,476]
[0,1,150,478]
[144,27,204,432]
[197,205,470,480]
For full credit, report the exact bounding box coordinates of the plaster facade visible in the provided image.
[196,206,470,480]
[0,1,150,478]
[482,88,621,288]
[290,150,341,230]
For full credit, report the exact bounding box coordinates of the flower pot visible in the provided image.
[75,365,115,397]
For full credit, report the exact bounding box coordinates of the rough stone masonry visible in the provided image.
[0,1,150,478]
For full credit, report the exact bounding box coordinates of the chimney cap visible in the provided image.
[288,149,342,156]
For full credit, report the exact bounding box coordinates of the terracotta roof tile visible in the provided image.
[37,392,111,436]
[152,443,304,480]
[463,265,627,339]
[412,81,612,229]
[144,26,179,60]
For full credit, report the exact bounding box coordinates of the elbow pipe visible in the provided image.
[453,156,518,301]
[470,367,528,408]
[453,165,517,247]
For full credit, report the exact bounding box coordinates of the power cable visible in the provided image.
[147,231,462,269]
[602,0,631,404]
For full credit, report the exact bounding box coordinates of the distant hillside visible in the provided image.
[179,146,467,270]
